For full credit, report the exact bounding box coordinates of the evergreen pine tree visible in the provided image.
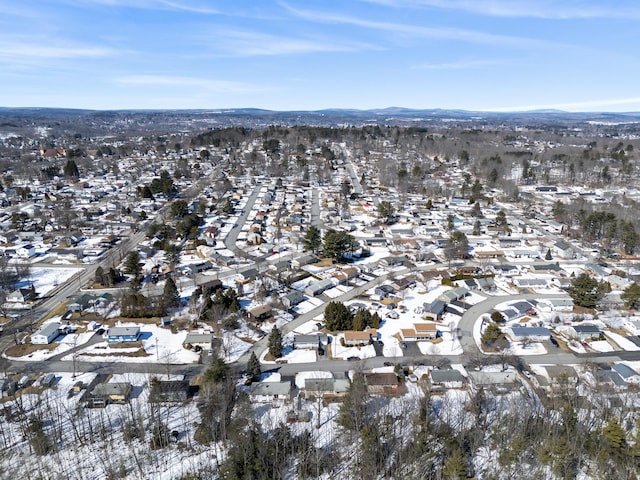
[268,326,283,358]
[247,352,261,380]
[162,277,180,309]
[443,448,467,480]
[602,416,626,451]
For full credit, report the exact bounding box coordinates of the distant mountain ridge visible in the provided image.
[2,106,640,133]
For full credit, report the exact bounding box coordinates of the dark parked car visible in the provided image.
[550,337,559,347]
[347,356,359,361]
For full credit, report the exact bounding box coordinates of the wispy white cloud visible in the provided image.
[487,97,640,112]
[65,0,218,14]
[413,59,500,70]
[361,0,640,20]
[213,29,381,57]
[116,75,265,94]
[157,1,219,14]
[281,3,561,49]
[0,39,117,59]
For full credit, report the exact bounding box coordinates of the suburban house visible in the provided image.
[363,372,401,395]
[595,369,627,391]
[199,279,223,293]
[0,378,17,397]
[236,268,259,284]
[107,326,141,343]
[184,332,213,350]
[374,284,396,299]
[246,304,273,322]
[612,363,639,380]
[378,255,405,267]
[543,366,579,391]
[552,240,574,259]
[291,254,317,269]
[293,334,328,350]
[31,322,61,345]
[437,286,469,303]
[508,327,551,342]
[302,377,350,400]
[343,329,377,346]
[423,300,447,321]
[68,293,113,313]
[623,320,640,336]
[467,371,522,393]
[88,382,133,407]
[513,277,549,289]
[16,244,36,258]
[304,278,335,297]
[400,323,438,342]
[249,381,294,404]
[149,379,192,403]
[7,288,33,304]
[567,324,601,341]
[281,290,305,309]
[0,232,19,244]
[429,370,468,391]
[537,297,574,312]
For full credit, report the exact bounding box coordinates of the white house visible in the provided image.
[552,240,574,259]
[567,324,601,340]
[16,244,36,258]
[623,320,640,336]
[537,297,574,312]
[249,381,293,404]
[31,322,61,345]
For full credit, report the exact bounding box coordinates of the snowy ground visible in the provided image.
[332,334,376,360]
[0,370,212,480]
[65,324,200,364]
[605,331,640,351]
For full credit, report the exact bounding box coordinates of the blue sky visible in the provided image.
[1,0,639,111]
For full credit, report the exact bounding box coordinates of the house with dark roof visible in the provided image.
[423,300,447,321]
[429,370,468,391]
[305,278,335,297]
[250,381,294,404]
[364,372,400,395]
[568,324,601,340]
[508,327,551,342]
[88,382,132,407]
[293,334,328,350]
[149,379,192,403]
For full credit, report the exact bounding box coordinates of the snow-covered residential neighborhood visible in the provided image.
[1,111,640,480]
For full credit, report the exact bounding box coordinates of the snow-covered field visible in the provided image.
[67,324,200,364]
